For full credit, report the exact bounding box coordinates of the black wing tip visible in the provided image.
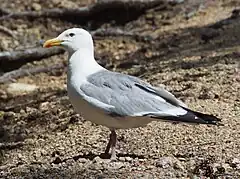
[194,112,222,125]
[179,107,222,126]
[157,109,222,126]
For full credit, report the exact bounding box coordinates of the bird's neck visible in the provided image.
[67,48,104,82]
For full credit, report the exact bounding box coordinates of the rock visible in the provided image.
[139,158,146,162]
[32,3,41,11]
[78,158,88,163]
[119,157,125,162]
[156,157,185,171]
[17,153,23,160]
[125,157,133,162]
[232,158,240,165]
[7,83,38,94]
[107,162,124,169]
[25,107,37,113]
[39,102,50,111]
[93,156,104,164]
[156,157,174,168]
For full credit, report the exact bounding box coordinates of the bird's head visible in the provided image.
[43,28,94,54]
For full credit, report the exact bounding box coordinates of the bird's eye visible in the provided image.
[69,33,75,37]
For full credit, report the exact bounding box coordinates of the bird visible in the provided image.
[43,28,221,160]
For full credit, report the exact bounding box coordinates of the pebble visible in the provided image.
[156,157,173,168]
[139,158,146,162]
[232,158,240,165]
[32,3,42,11]
[156,157,184,171]
[78,158,88,163]
[119,157,125,162]
[125,157,133,162]
[7,83,38,94]
[39,102,50,111]
[93,156,103,164]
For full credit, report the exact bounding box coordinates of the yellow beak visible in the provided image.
[43,38,63,48]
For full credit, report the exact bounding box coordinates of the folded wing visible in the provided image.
[80,70,221,125]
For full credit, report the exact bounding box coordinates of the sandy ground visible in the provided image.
[0,0,239,178]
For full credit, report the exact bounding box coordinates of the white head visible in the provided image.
[43,28,94,55]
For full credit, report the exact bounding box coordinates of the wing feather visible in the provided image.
[80,70,187,117]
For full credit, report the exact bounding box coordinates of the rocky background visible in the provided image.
[0,0,239,178]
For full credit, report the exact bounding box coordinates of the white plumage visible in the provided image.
[43,28,221,160]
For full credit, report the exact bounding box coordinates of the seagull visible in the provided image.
[43,28,221,160]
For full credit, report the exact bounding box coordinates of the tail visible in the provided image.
[154,107,222,125]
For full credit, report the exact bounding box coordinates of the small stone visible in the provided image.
[145,13,154,20]
[40,149,47,156]
[34,150,41,158]
[108,162,124,169]
[178,157,186,161]
[118,43,124,49]
[18,153,23,159]
[232,158,240,165]
[139,158,145,162]
[7,83,38,94]
[0,40,9,50]
[156,157,173,168]
[32,3,42,11]
[125,157,133,162]
[119,157,125,162]
[25,107,37,113]
[78,158,88,163]
[65,158,75,165]
[93,156,103,163]
[39,102,50,111]
[20,109,26,115]
[115,55,120,60]
[147,165,155,169]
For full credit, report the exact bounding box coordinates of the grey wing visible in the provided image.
[80,70,187,117]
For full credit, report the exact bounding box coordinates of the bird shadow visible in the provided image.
[52,152,145,164]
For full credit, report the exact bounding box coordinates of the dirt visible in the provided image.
[0,0,239,178]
